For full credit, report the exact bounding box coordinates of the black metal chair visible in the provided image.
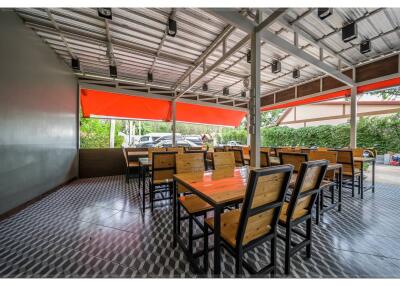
[204,165,294,276]
[278,160,328,275]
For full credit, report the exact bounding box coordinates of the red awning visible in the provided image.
[176,102,246,127]
[262,76,400,112]
[81,89,172,121]
[80,89,246,127]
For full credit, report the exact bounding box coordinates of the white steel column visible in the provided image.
[249,14,261,168]
[110,119,115,148]
[350,86,357,148]
[172,99,177,147]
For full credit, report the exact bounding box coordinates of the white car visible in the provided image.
[226,141,243,146]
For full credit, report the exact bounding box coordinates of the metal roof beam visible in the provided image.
[208,9,355,87]
[173,24,236,90]
[149,9,176,74]
[174,34,250,99]
[277,16,354,67]
[45,9,76,60]
[104,19,116,66]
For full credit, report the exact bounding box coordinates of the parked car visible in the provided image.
[154,139,199,148]
[184,135,203,146]
[137,133,182,147]
[226,141,243,146]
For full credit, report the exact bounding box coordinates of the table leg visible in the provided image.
[142,166,146,212]
[138,163,142,190]
[173,180,177,247]
[338,168,342,212]
[360,163,364,200]
[213,206,222,276]
[372,160,376,193]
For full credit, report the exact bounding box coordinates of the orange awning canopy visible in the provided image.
[80,89,246,127]
[262,77,400,112]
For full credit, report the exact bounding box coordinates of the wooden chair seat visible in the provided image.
[279,202,308,223]
[153,178,174,185]
[321,179,335,189]
[179,195,212,214]
[205,209,273,247]
[342,169,361,177]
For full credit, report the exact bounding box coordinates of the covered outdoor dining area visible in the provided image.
[1,6,400,279]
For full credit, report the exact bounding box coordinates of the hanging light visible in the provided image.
[223,87,229,95]
[147,72,153,82]
[317,8,333,20]
[293,69,300,79]
[71,58,80,71]
[342,22,357,43]
[246,50,251,63]
[109,65,117,77]
[360,39,371,54]
[202,83,208,91]
[167,18,177,37]
[97,8,112,20]
[271,60,281,74]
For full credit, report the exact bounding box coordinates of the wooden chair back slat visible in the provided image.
[236,165,293,246]
[213,151,235,169]
[284,160,328,223]
[260,151,270,167]
[233,149,245,166]
[167,147,184,154]
[279,152,308,173]
[214,146,225,152]
[148,147,167,159]
[151,152,176,182]
[336,150,355,174]
[175,153,205,193]
[309,150,337,179]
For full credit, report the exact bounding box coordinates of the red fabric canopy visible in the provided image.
[81,89,172,121]
[262,77,400,112]
[80,89,246,127]
[175,102,246,127]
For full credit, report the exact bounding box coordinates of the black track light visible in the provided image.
[147,72,153,82]
[223,87,229,96]
[241,91,246,97]
[97,8,112,20]
[342,22,357,43]
[293,69,300,79]
[271,60,281,74]
[71,58,80,71]
[246,50,251,63]
[202,83,208,91]
[360,40,371,54]
[167,18,177,37]
[109,65,117,77]
[317,8,333,20]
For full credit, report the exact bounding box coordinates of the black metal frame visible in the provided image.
[203,165,294,276]
[149,151,177,212]
[278,160,328,275]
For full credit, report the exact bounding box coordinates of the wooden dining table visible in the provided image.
[173,163,342,275]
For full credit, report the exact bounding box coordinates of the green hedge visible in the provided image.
[218,113,400,154]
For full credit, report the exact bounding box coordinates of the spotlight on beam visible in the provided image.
[147,72,153,82]
[97,8,112,20]
[223,87,229,96]
[71,58,80,71]
[167,18,177,37]
[109,65,117,78]
[271,60,281,74]
[317,8,333,20]
[202,83,208,91]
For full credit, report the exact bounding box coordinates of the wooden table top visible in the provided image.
[174,167,250,205]
[128,151,148,157]
[174,163,342,206]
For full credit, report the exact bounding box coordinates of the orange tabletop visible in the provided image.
[174,167,250,205]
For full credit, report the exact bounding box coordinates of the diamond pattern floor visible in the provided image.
[1,166,400,278]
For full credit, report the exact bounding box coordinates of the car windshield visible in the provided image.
[140,136,149,142]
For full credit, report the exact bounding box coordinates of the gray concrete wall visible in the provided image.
[0,11,78,215]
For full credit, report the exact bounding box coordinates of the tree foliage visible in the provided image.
[218,113,400,154]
